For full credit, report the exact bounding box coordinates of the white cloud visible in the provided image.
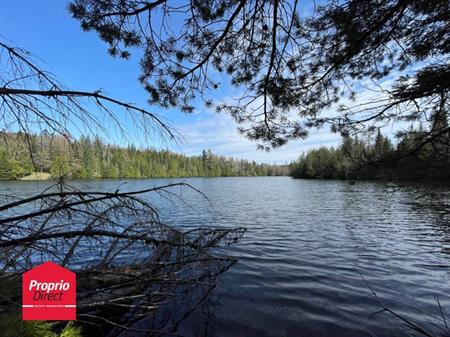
[165,66,421,164]
[169,110,341,164]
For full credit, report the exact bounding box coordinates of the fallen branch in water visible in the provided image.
[356,267,449,337]
[0,180,245,335]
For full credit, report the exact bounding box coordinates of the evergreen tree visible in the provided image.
[290,128,450,182]
[0,133,288,180]
[50,155,71,178]
[70,0,450,150]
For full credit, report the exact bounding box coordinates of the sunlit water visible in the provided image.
[2,177,450,337]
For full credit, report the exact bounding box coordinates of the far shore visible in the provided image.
[19,172,52,181]
[5,173,285,181]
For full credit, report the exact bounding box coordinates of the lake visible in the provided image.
[2,177,450,336]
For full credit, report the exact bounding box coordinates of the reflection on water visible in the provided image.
[1,177,450,337]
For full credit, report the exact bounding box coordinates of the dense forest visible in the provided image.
[0,132,287,180]
[290,118,450,182]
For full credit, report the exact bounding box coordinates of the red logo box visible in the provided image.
[22,261,76,320]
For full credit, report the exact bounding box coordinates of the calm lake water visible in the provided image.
[2,177,450,336]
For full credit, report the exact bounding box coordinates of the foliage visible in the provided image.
[0,315,54,337]
[0,180,246,335]
[0,314,81,337]
[69,0,450,150]
[0,156,25,180]
[50,155,71,178]
[0,132,287,180]
[290,127,450,181]
[59,322,82,337]
[0,20,248,337]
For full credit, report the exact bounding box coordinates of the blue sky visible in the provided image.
[0,1,344,164]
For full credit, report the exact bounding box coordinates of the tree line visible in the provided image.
[290,119,450,182]
[0,132,288,180]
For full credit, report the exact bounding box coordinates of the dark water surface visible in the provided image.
[2,177,450,336]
